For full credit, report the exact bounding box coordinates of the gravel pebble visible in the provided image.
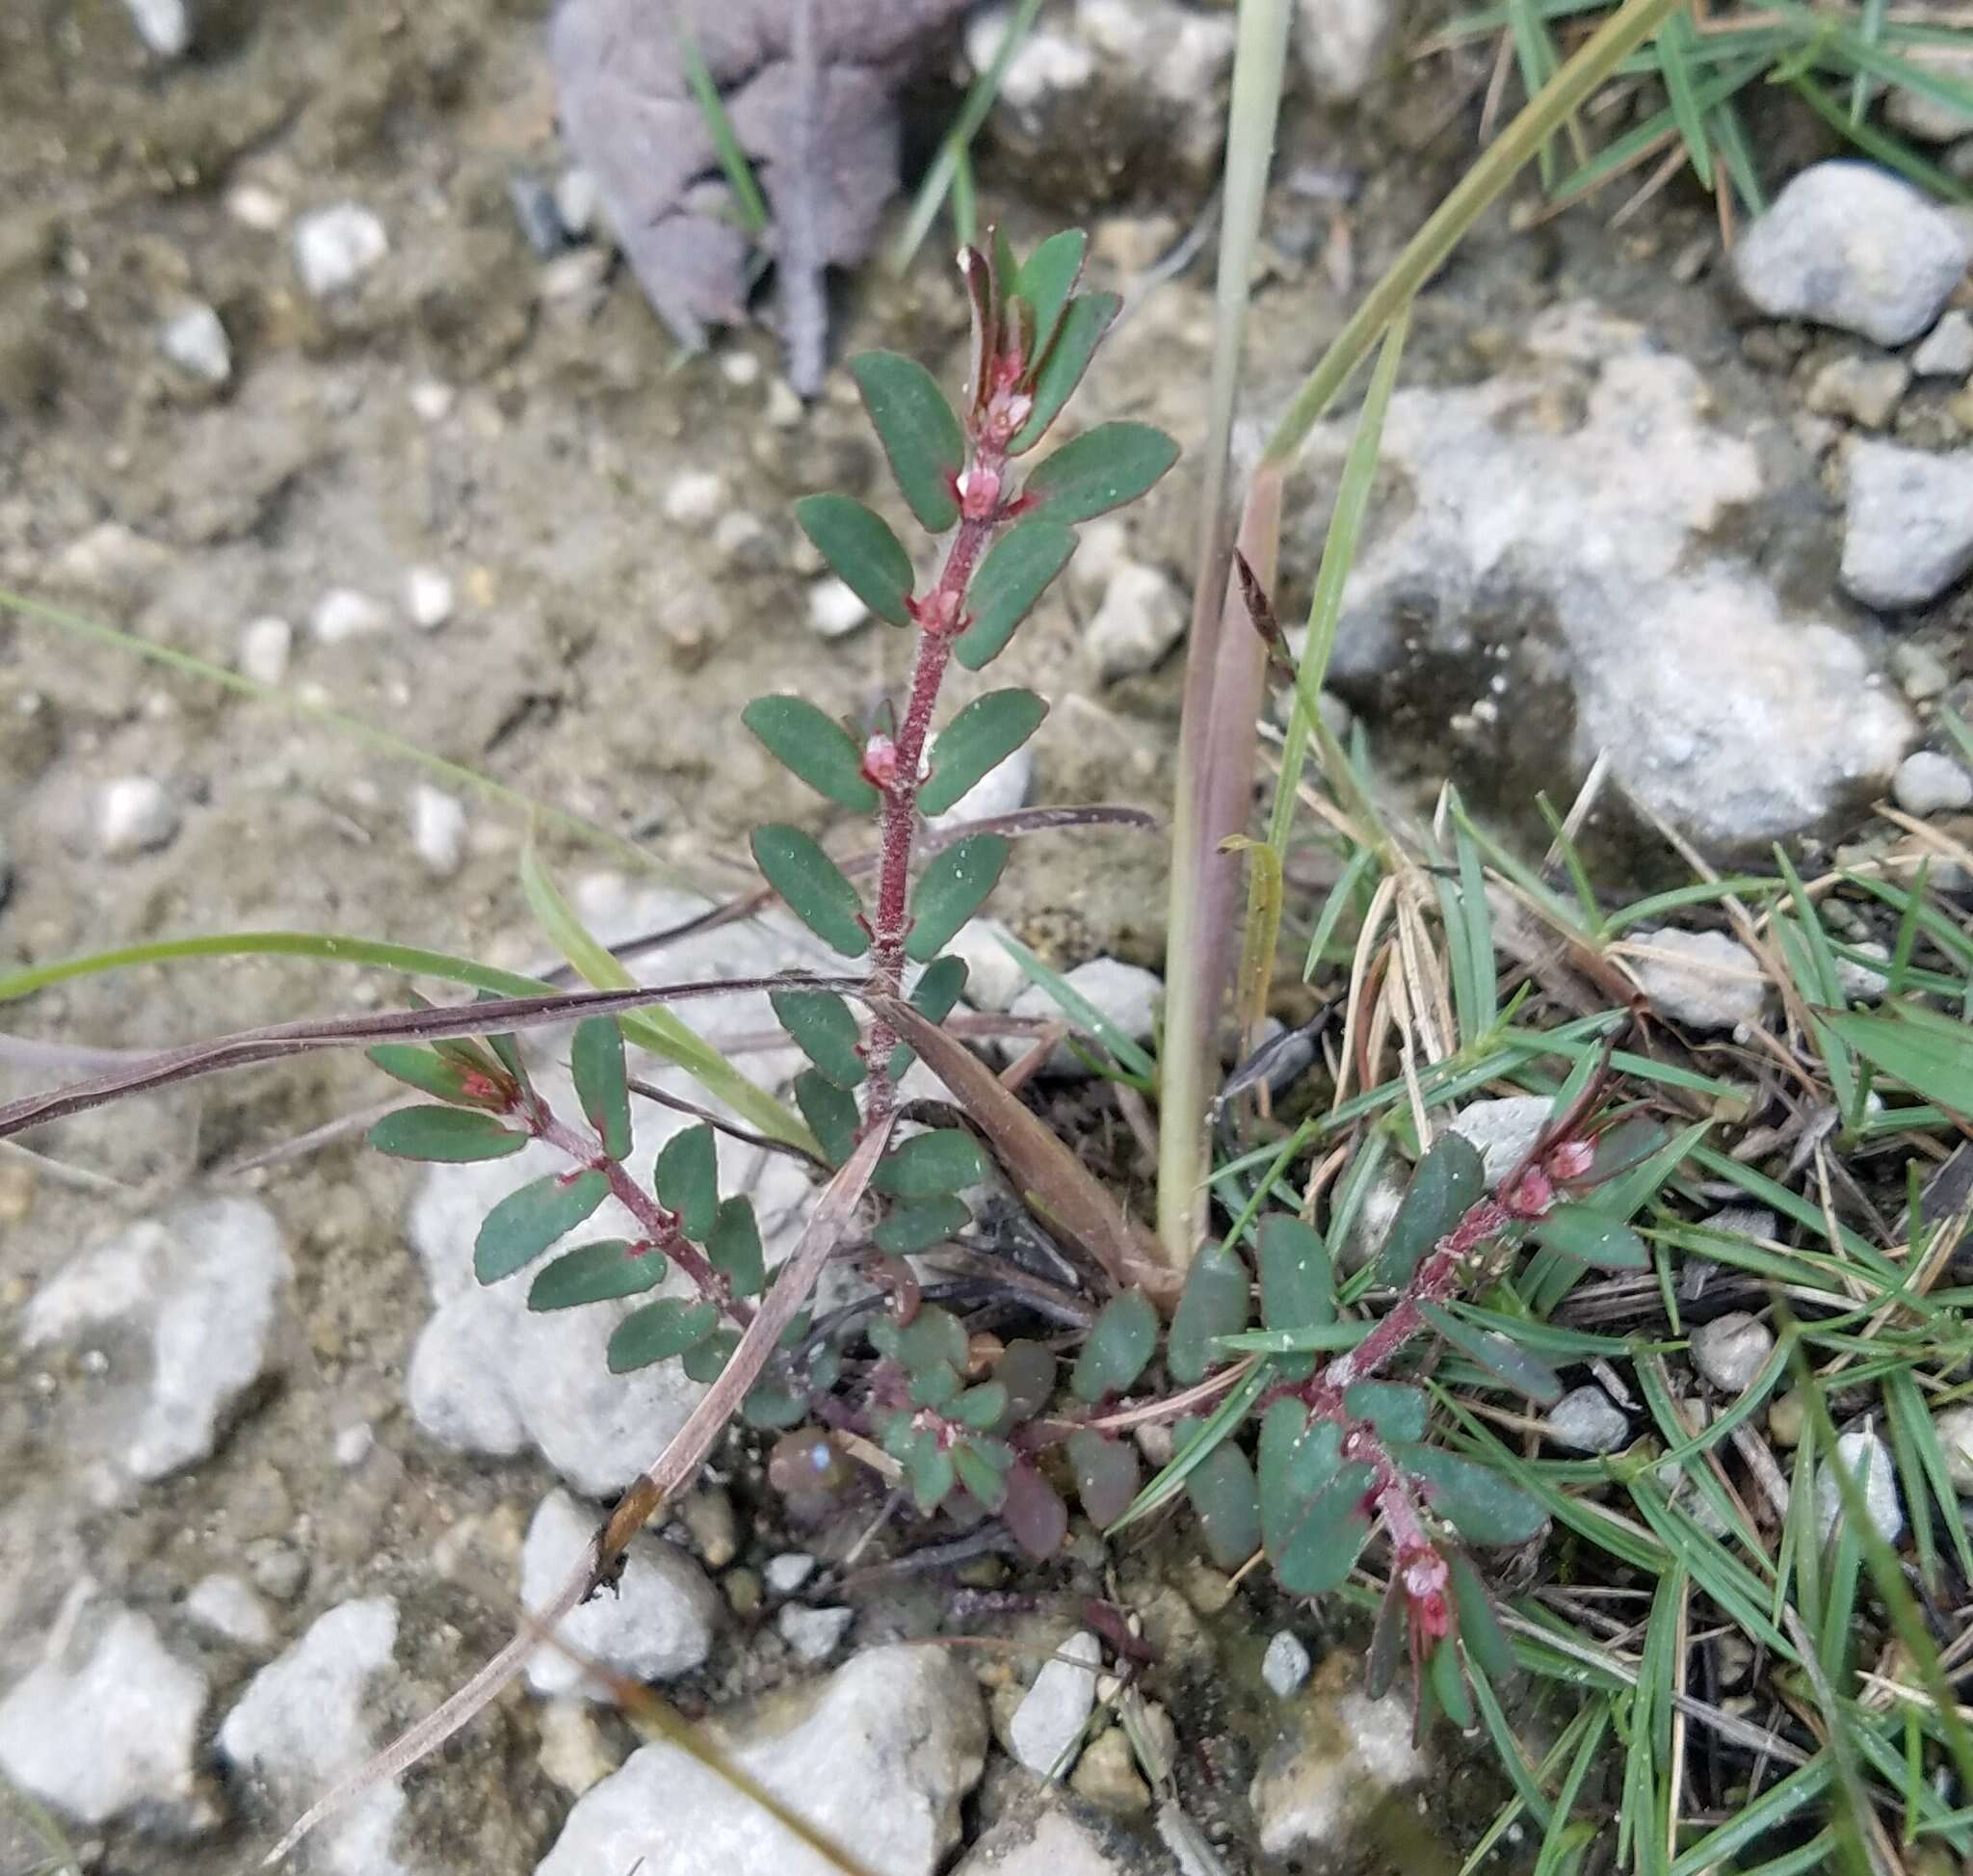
[97,776,179,857]
[807,576,870,638]
[1010,1630,1101,1776]
[0,1605,210,1829]
[555,168,601,240]
[405,566,455,630]
[1913,309,1973,380]
[1448,1095,1551,1186]
[158,303,231,385]
[1933,1404,1973,1493]
[1691,1310,1774,1393]
[1629,928,1766,1030]
[1889,641,1953,700]
[764,1552,817,1595]
[293,202,389,299]
[311,587,390,642]
[1548,1384,1631,1454]
[661,470,726,527]
[520,1489,721,1699]
[1803,355,1908,429]
[409,784,467,878]
[777,1603,855,1664]
[1296,0,1396,102]
[1732,162,1972,346]
[1261,1630,1312,1698]
[1840,439,1973,609]
[1892,750,1973,814]
[942,918,1029,1013]
[1698,1205,1779,1244]
[122,0,191,56]
[1086,562,1185,680]
[186,1572,276,1649]
[238,616,293,686]
[1817,1425,1904,1544]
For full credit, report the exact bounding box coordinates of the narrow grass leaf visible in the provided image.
[1821,1004,1973,1118]
[1655,6,1714,188]
[996,931,1156,1082]
[1419,1300,1564,1404]
[1109,1361,1272,1533]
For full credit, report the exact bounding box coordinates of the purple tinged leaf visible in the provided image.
[474,1169,612,1283]
[792,494,916,628]
[1011,229,1088,377]
[1003,1457,1067,1558]
[1021,421,1180,525]
[1366,1570,1407,1700]
[1011,291,1120,453]
[364,1044,504,1109]
[960,244,994,419]
[527,1239,665,1311]
[916,689,1049,818]
[1067,1428,1141,1527]
[750,824,870,958]
[367,1106,526,1164]
[570,1017,632,1159]
[850,350,964,531]
[905,833,1010,962]
[952,520,1075,670]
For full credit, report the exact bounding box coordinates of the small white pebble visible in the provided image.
[294,203,388,299]
[332,1422,375,1467]
[1933,1405,1973,1494]
[122,0,190,57]
[410,785,467,879]
[97,777,179,858]
[1690,1311,1774,1394]
[1548,1384,1631,1455]
[1261,1630,1311,1698]
[186,1572,275,1649]
[807,577,870,639]
[720,350,762,386]
[712,510,767,567]
[763,1553,817,1596]
[408,380,456,423]
[1892,750,1973,816]
[661,471,726,528]
[1817,1425,1904,1545]
[404,566,456,631]
[238,616,293,687]
[225,182,288,231]
[776,1603,854,1664]
[310,588,389,643]
[1912,308,1973,381]
[158,303,231,385]
[765,380,804,429]
[553,168,601,240]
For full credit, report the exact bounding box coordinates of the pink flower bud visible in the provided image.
[958,463,1002,519]
[1545,1137,1594,1182]
[862,733,900,788]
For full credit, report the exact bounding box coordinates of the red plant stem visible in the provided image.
[533,1106,753,1329]
[860,440,1012,1128]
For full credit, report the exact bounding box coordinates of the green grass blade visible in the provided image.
[1107,1360,1273,1533]
[1786,70,1973,202]
[996,933,1156,1085]
[678,21,770,238]
[1654,5,1714,189]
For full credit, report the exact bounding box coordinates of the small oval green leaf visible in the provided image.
[1342,1382,1429,1443]
[795,1069,859,1169]
[365,1044,505,1109]
[607,1297,721,1372]
[953,520,1076,671]
[850,350,964,531]
[742,697,881,813]
[570,1017,632,1160]
[873,1127,986,1198]
[918,689,1049,818]
[1398,1444,1546,1546]
[527,1239,665,1311]
[654,1122,719,1242]
[887,954,970,1080]
[1012,229,1088,377]
[953,1383,1009,1431]
[1022,422,1180,525]
[1377,1132,1486,1289]
[1257,1215,1334,1331]
[771,988,867,1089]
[1066,1428,1140,1527]
[906,834,1010,962]
[1181,1434,1262,1572]
[1012,291,1120,453]
[1530,1204,1650,1271]
[750,824,870,959]
[474,1169,611,1283]
[952,1438,1012,1511]
[368,1106,526,1163]
[683,1327,739,1384]
[707,1195,765,1298]
[1168,1239,1251,1385]
[873,1194,971,1254]
[792,493,916,628]
[1070,1287,1158,1403]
